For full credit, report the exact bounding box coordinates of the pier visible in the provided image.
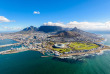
[0,48,29,54]
[41,56,51,57]
[0,43,21,48]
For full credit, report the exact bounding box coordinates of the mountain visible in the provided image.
[56,31,80,37]
[17,25,63,34]
[23,26,38,31]
[49,27,104,42]
[38,26,63,33]
[71,27,99,39]
[16,25,103,42]
[17,26,38,34]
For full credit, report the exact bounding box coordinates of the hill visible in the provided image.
[71,27,102,40]
[56,31,80,37]
[49,27,104,42]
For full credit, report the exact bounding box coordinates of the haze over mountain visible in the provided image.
[71,27,98,37]
[71,27,103,40]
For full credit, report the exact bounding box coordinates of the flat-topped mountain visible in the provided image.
[17,25,63,33]
[38,26,63,33]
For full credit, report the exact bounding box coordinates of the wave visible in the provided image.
[96,49,110,55]
[58,49,110,60]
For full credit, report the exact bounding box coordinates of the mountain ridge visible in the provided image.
[16,26,38,34]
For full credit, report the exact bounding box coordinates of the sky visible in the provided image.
[0,0,110,32]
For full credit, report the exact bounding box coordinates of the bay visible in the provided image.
[0,34,110,74]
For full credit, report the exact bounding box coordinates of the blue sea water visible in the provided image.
[0,39,21,52]
[0,34,110,74]
[0,39,18,45]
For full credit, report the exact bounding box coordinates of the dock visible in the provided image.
[0,43,21,48]
[41,56,53,57]
[0,48,29,54]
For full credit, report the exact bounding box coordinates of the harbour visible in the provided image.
[0,43,21,48]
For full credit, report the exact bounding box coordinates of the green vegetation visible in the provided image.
[69,42,99,50]
[53,48,72,53]
[51,42,99,53]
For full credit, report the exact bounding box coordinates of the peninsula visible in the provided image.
[0,26,109,57]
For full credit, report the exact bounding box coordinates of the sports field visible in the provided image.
[69,42,99,50]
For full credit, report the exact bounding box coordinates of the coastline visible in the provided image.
[0,48,29,55]
[0,35,110,58]
[0,44,110,58]
[59,46,110,57]
[0,43,21,48]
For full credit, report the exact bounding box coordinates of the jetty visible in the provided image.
[0,48,29,54]
[0,43,21,48]
[41,56,51,57]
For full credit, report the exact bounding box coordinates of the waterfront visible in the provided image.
[0,39,20,52]
[0,34,110,74]
[0,39,18,46]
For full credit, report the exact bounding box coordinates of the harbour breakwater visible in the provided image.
[0,47,29,54]
[0,43,21,48]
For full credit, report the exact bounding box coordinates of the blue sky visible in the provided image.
[0,0,110,31]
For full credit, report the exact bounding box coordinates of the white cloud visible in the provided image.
[43,21,110,31]
[0,16,11,23]
[33,11,40,14]
[67,21,110,31]
[43,22,65,27]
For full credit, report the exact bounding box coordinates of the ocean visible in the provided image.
[0,39,21,52]
[0,39,18,45]
[0,34,110,74]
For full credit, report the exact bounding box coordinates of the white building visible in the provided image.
[54,44,65,48]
